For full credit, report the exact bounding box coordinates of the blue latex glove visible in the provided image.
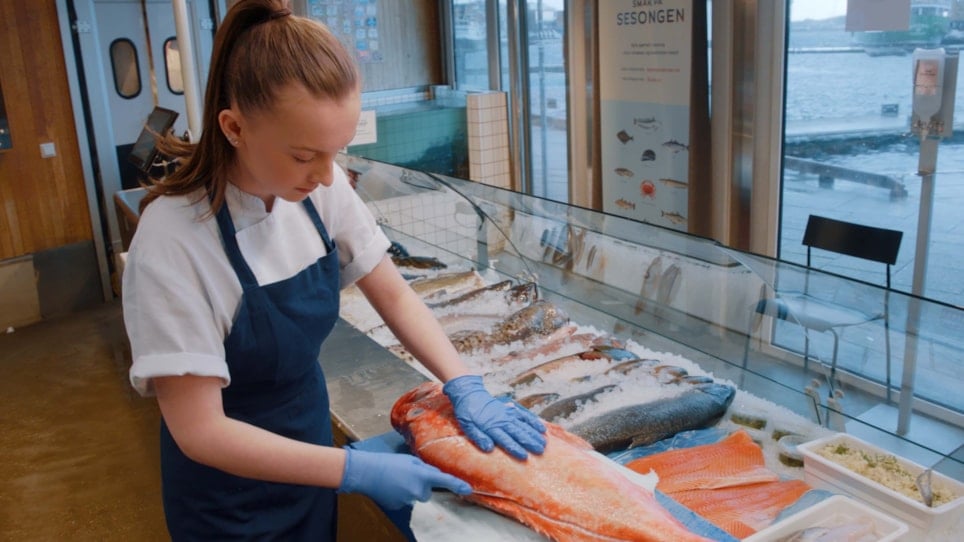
[339,448,471,510]
[443,375,547,460]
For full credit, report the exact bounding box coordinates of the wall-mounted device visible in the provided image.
[910,48,958,139]
[0,76,11,151]
[128,106,179,174]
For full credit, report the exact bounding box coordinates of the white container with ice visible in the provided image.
[743,494,908,541]
[797,433,964,535]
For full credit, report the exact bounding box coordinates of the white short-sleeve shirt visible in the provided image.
[122,164,390,396]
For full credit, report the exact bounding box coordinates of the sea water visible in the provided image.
[784,28,964,308]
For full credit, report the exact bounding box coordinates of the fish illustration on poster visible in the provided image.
[599,0,692,231]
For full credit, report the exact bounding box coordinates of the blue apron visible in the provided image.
[160,197,340,541]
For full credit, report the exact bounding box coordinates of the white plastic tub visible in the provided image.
[743,494,908,541]
[798,433,964,534]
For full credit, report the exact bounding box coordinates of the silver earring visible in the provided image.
[230,138,239,146]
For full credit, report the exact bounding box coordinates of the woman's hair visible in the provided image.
[140,0,360,213]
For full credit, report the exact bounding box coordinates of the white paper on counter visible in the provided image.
[410,451,659,541]
[411,492,547,541]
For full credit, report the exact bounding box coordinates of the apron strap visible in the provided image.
[301,198,336,253]
[214,200,260,289]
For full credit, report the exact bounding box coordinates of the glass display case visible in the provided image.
[338,153,964,484]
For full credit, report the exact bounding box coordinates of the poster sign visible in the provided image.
[599,0,692,231]
[307,0,382,63]
[846,0,910,32]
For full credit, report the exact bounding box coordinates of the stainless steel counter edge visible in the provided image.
[318,318,429,442]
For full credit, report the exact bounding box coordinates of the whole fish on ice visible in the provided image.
[449,300,569,354]
[391,382,712,542]
[392,255,447,270]
[409,270,485,297]
[509,345,640,388]
[429,281,538,314]
[567,383,736,453]
[491,331,598,367]
[537,384,619,423]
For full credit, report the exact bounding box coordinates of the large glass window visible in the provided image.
[782,1,964,308]
[526,1,567,202]
[452,1,490,90]
[451,0,570,202]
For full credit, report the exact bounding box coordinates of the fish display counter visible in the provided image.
[326,154,964,541]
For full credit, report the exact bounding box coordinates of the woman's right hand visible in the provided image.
[339,448,471,510]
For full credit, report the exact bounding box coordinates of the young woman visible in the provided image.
[121,1,546,539]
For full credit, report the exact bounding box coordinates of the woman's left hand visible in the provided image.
[443,375,547,460]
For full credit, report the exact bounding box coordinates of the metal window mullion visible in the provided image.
[566,0,592,208]
[506,0,532,195]
[710,0,736,245]
[749,0,786,257]
[486,0,500,89]
[440,0,455,87]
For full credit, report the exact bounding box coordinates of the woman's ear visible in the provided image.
[218,108,243,147]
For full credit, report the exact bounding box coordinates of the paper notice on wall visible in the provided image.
[846,0,911,32]
[599,0,692,231]
[349,110,377,146]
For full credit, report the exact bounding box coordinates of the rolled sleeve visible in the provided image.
[319,166,392,287]
[130,352,230,396]
[339,228,391,287]
[122,220,233,397]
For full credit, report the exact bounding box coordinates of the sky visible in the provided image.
[789,0,849,22]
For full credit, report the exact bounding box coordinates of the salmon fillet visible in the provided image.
[625,429,779,493]
[670,480,811,539]
[391,382,712,542]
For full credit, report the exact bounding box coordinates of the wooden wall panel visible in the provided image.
[0,1,92,261]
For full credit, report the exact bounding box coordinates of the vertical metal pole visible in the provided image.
[897,54,958,435]
[536,0,548,197]
[897,137,937,436]
[172,0,203,142]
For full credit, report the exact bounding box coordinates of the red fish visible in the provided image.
[391,382,712,542]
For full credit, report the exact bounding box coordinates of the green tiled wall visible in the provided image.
[348,105,468,178]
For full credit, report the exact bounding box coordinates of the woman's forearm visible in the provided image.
[155,375,347,488]
[356,257,471,382]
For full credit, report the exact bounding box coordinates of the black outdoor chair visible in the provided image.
[742,215,903,399]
